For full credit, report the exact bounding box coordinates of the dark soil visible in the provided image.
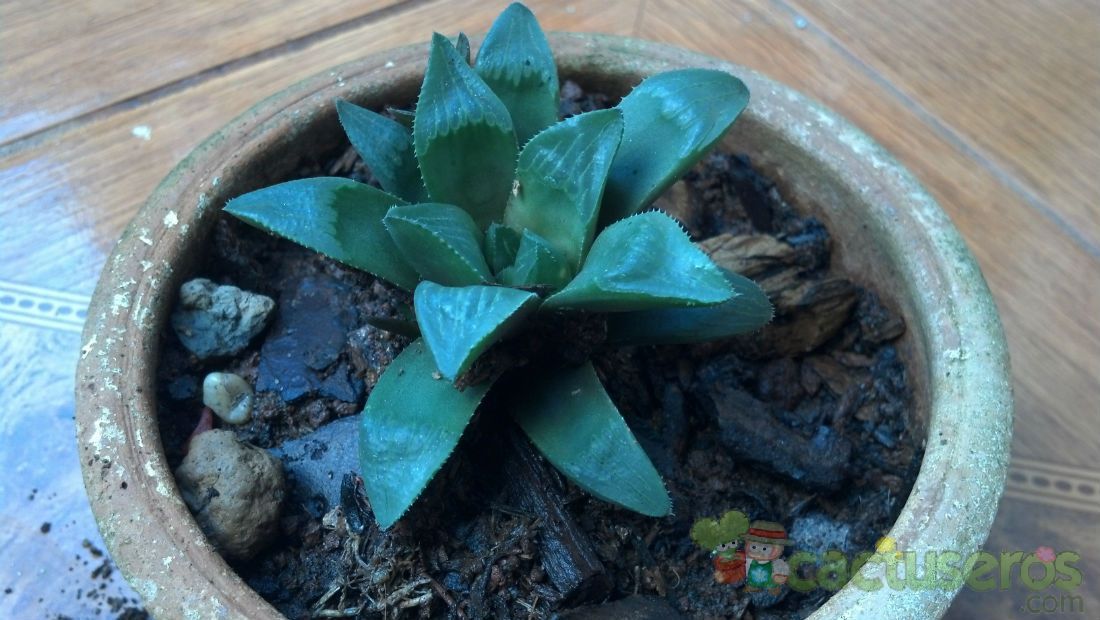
[156,81,922,619]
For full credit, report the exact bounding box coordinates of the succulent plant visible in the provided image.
[224,3,772,528]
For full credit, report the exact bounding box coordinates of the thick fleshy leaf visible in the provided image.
[601,70,749,224]
[335,99,426,203]
[414,33,517,228]
[543,211,733,311]
[504,109,624,271]
[475,2,559,144]
[607,269,773,345]
[455,32,472,65]
[414,282,539,380]
[224,178,418,290]
[498,230,571,290]
[383,203,493,286]
[359,340,492,528]
[510,362,671,517]
[485,222,521,274]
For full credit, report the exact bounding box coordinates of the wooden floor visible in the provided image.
[1,1,1097,617]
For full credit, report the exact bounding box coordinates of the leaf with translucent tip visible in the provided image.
[414,282,539,380]
[485,222,521,274]
[504,109,623,271]
[543,211,733,312]
[335,100,426,203]
[415,33,517,228]
[601,70,749,225]
[455,32,472,65]
[498,230,571,289]
[510,362,671,517]
[384,203,493,286]
[224,178,418,290]
[359,339,493,529]
[606,269,773,345]
[475,2,559,144]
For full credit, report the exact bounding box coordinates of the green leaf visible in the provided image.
[607,269,773,345]
[414,33,517,228]
[224,178,418,290]
[485,222,521,274]
[510,362,671,517]
[498,230,571,290]
[359,340,493,529]
[335,99,426,203]
[475,2,559,144]
[383,203,493,286]
[504,109,624,271]
[601,70,749,225]
[455,32,472,65]
[414,282,539,380]
[543,211,733,312]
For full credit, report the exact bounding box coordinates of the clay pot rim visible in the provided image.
[75,32,1012,619]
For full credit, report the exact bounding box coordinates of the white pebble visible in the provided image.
[203,372,254,425]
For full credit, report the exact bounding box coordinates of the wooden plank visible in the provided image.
[0,0,641,294]
[636,0,1100,469]
[0,0,410,144]
[786,0,1100,251]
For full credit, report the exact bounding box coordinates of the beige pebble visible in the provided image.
[202,372,254,424]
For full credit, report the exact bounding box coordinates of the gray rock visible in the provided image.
[256,276,363,403]
[269,416,359,516]
[171,278,274,359]
[790,512,853,558]
[175,430,285,560]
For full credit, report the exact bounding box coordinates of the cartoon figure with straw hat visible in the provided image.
[742,520,792,594]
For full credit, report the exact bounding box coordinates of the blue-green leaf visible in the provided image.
[475,2,559,144]
[224,178,418,290]
[510,362,671,517]
[498,230,571,290]
[601,70,749,224]
[335,99,426,203]
[383,203,493,286]
[504,109,624,271]
[485,222,521,274]
[455,32,472,65]
[607,269,773,345]
[359,339,492,528]
[414,33,517,228]
[543,211,733,311]
[414,282,539,380]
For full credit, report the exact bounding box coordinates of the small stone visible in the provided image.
[202,372,254,425]
[175,430,285,560]
[171,278,274,359]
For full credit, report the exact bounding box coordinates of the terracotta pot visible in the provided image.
[76,33,1013,619]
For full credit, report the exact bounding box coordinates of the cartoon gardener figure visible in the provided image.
[689,510,750,584]
[742,520,791,594]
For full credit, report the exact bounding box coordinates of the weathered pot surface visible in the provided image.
[75,33,1013,619]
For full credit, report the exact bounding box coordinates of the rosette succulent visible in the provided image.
[225,3,772,528]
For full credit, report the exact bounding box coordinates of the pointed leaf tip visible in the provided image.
[544,211,733,312]
[335,99,426,203]
[504,109,624,272]
[359,340,493,528]
[414,282,539,380]
[602,69,749,224]
[475,2,559,144]
[511,362,671,517]
[384,203,493,286]
[224,178,418,290]
[415,33,517,228]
